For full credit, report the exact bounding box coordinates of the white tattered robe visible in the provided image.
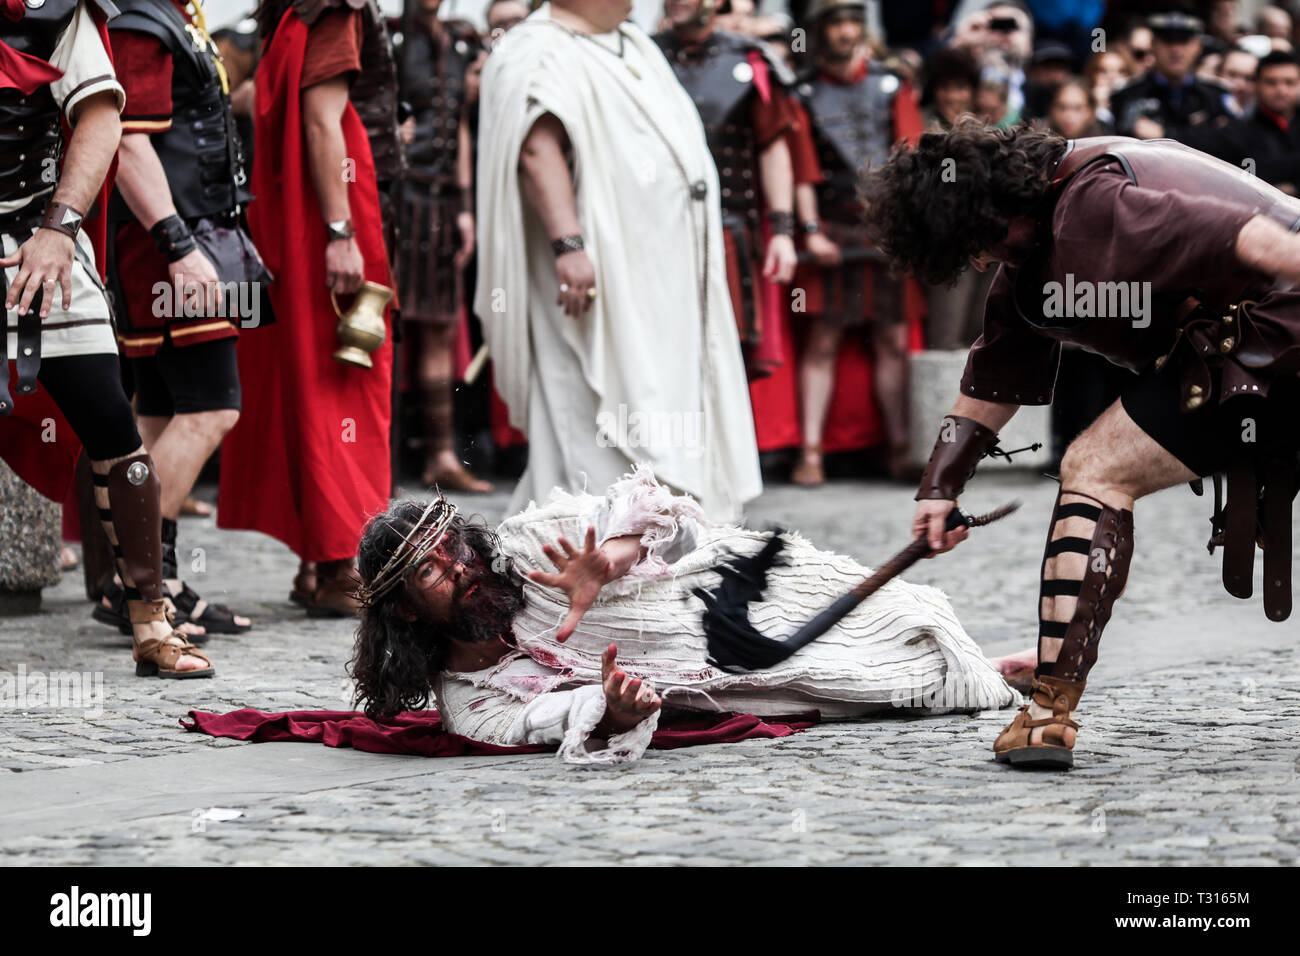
[473,4,762,522]
[435,468,1018,765]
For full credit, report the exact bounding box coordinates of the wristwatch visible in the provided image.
[326,219,354,241]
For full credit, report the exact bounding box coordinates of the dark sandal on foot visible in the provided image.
[169,582,251,634]
[95,580,209,644]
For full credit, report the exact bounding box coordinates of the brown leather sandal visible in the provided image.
[791,446,825,486]
[129,599,215,679]
[993,675,1084,769]
[289,561,317,607]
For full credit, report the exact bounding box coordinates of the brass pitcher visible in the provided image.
[331,281,392,368]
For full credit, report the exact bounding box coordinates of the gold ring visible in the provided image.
[586,288,597,300]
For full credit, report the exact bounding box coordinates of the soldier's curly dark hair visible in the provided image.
[860,122,1067,286]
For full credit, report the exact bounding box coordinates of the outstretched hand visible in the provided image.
[600,643,661,734]
[528,525,618,641]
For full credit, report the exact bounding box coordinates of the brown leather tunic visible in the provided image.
[960,137,1300,407]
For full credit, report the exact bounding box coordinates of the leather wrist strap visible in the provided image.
[149,214,198,263]
[767,210,795,237]
[551,234,584,257]
[39,201,84,240]
[915,415,1000,501]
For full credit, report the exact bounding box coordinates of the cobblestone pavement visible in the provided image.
[2,472,1297,865]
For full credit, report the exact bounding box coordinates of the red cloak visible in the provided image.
[217,8,393,563]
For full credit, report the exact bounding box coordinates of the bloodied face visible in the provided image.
[403,531,489,624]
[398,524,526,644]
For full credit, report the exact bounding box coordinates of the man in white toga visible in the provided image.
[474,0,762,521]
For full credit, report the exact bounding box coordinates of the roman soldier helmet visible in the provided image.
[807,0,867,24]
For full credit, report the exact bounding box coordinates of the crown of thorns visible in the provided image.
[356,496,459,607]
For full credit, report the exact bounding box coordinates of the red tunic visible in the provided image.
[216,6,393,563]
[110,1,242,356]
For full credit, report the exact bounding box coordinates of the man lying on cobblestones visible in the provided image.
[348,466,1018,764]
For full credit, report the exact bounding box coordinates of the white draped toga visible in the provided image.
[435,467,1018,765]
[473,5,762,522]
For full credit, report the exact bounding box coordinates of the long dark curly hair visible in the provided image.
[347,501,524,719]
[860,122,1067,285]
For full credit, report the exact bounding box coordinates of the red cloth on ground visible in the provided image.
[217,8,393,562]
[182,706,819,756]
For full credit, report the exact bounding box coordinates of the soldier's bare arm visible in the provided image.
[1235,213,1300,283]
[2,90,120,316]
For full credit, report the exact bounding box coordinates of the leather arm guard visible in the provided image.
[914,416,1000,501]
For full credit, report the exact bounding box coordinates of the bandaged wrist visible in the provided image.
[915,415,1000,501]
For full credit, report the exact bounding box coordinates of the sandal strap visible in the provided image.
[136,632,210,670]
[128,598,167,624]
[176,582,237,621]
[1022,714,1080,730]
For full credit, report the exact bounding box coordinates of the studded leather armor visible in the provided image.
[800,64,900,224]
[107,0,250,223]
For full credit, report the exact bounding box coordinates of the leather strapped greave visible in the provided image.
[96,453,164,604]
[1036,489,1134,683]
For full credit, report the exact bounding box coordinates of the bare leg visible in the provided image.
[135,409,248,628]
[794,319,843,484]
[418,323,491,492]
[869,318,911,476]
[141,410,239,520]
[1026,399,1196,737]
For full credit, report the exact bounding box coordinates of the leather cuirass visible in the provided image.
[350,0,403,183]
[656,30,764,217]
[803,65,898,222]
[1012,136,1300,370]
[0,0,93,204]
[107,0,250,222]
[397,24,472,183]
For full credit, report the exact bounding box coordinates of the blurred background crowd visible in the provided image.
[194,0,1300,494]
